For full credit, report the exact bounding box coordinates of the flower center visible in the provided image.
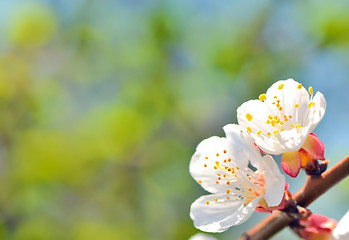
[246,84,316,136]
[201,150,265,205]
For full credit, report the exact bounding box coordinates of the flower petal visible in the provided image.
[189,233,217,240]
[223,124,262,168]
[301,133,325,160]
[332,211,349,240]
[299,148,314,167]
[281,151,302,177]
[261,155,286,207]
[190,136,238,194]
[237,99,284,155]
[190,193,261,232]
[306,92,326,131]
[265,79,310,127]
[309,214,337,231]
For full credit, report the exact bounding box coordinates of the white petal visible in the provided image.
[306,91,326,132]
[261,155,285,207]
[332,211,349,240]
[189,233,217,240]
[223,124,262,167]
[237,100,275,135]
[190,136,236,194]
[276,124,312,152]
[237,100,284,155]
[265,79,310,126]
[190,193,260,233]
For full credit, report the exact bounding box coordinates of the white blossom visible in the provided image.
[188,233,217,240]
[332,211,349,240]
[237,78,326,155]
[189,124,285,232]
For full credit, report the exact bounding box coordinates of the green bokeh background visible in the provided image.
[0,1,349,239]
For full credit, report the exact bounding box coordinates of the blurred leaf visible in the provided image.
[13,217,63,240]
[73,221,143,240]
[7,3,58,48]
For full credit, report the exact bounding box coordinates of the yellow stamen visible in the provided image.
[198,180,202,183]
[246,113,253,121]
[216,153,219,157]
[268,115,273,120]
[257,130,262,135]
[273,130,280,135]
[274,96,277,99]
[309,86,313,95]
[206,201,209,205]
[295,124,302,129]
[278,84,284,90]
[247,126,252,133]
[297,83,302,89]
[259,93,267,101]
[271,119,277,127]
[226,189,231,194]
[279,107,283,111]
[226,181,230,185]
[308,102,315,108]
[214,198,218,202]
[295,104,300,108]
[266,120,270,124]
[267,132,271,136]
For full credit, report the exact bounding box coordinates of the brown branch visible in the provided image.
[239,155,349,240]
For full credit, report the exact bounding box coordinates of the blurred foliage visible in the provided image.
[7,3,57,48]
[0,1,348,240]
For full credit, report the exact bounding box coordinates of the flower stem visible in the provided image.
[239,155,349,240]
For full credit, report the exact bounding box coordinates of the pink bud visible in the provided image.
[300,214,337,240]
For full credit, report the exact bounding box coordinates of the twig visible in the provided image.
[239,155,349,240]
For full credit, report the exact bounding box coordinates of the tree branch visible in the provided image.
[239,155,349,240]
